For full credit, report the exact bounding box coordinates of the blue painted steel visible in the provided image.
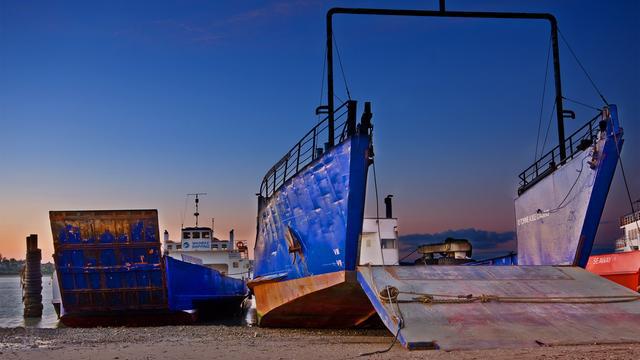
[49,210,167,313]
[465,253,518,266]
[254,134,370,280]
[164,256,248,311]
[575,104,623,267]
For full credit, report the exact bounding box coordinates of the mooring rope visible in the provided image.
[377,285,640,305]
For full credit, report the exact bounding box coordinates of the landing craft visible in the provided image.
[49,208,248,326]
[249,4,640,350]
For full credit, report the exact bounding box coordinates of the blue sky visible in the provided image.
[0,0,638,259]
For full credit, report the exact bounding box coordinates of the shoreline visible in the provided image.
[2,325,640,359]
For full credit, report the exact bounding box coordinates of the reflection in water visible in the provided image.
[0,275,257,329]
[0,275,60,328]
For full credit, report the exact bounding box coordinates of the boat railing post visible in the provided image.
[283,156,289,186]
[550,19,566,163]
[312,127,317,161]
[326,11,335,148]
[569,136,573,157]
[296,143,301,173]
[347,100,357,137]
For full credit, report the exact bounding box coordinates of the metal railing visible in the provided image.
[259,101,356,199]
[621,211,640,227]
[517,110,604,195]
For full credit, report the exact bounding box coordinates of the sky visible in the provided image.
[0,0,638,261]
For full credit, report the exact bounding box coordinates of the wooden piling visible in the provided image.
[23,234,43,318]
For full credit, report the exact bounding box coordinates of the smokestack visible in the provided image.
[229,229,235,244]
[163,230,169,242]
[384,195,393,219]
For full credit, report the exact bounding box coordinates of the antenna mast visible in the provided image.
[187,193,207,227]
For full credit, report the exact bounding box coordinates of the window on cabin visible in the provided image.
[381,239,396,249]
[192,232,200,239]
[212,244,218,249]
[183,232,191,239]
[233,262,239,268]
[176,244,182,250]
[167,245,172,250]
[221,243,228,249]
[202,232,210,239]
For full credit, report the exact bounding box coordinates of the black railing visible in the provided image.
[259,100,357,199]
[517,110,604,195]
[621,210,640,227]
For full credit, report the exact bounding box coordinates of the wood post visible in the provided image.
[23,234,43,318]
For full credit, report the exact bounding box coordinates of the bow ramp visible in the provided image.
[357,265,640,350]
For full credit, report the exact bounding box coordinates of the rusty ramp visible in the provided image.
[357,265,640,350]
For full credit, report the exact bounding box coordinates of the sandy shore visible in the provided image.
[2,325,640,359]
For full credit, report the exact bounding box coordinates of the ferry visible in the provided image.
[587,204,640,292]
[163,195,252,280]
[249,4,640,350]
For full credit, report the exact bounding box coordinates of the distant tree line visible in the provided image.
[0,254,54,275]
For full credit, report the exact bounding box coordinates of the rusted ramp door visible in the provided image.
[357,265,640,350]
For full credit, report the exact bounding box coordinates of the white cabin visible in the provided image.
[616,208,640,252]
[359,217,399,266]
[163,228,251,280]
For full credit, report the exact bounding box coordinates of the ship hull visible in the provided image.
[164,255,248,317]
[253,133,371,327]
[587,251,640,292]
[250,271,376,327]
[515,106,623,267]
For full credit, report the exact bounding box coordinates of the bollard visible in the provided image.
[23,234,43,318]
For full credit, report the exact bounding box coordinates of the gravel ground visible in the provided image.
[1,325,640,360]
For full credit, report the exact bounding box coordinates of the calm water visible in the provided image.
[0,275,59,328]
[0,275,255,328]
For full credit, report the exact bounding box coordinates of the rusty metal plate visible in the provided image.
[358,265,640,350]
[49,209,167,314]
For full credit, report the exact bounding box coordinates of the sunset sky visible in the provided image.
[1,0,638,260]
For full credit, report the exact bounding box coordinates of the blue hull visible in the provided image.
[165,256,248,312]
[254,134,370,282]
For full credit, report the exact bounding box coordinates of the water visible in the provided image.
[0,275,59,328]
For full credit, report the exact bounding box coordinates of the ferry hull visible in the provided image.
[587,251,640,292]
[516,106,623,267]
[250,271,375,328]
[253,133,371,327]
[59,309,196,327]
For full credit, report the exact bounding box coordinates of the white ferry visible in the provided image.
[163,194,252,280]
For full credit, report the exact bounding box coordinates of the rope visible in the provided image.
[395,247,419,265]
[359,326,401,357]
[372,161,386,266]
[539,98,557,159]
[544,156,588,214]
[562,96,601,111]
[607,110,640,239]
[535,35,552,163]
[377,285,640,305]
[332,33,352,100]
[558,28,609,106]
[179,194,190,229]
[361,264,404,356]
